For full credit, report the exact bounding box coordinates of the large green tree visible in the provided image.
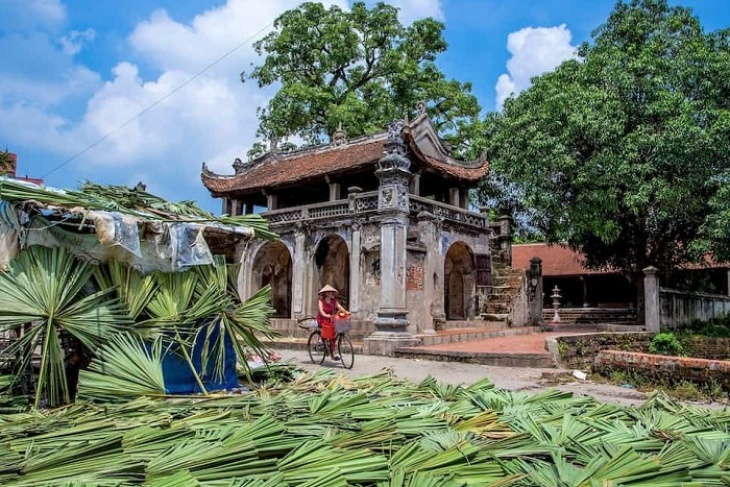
[483,0,730,298]
[244,1,480,152]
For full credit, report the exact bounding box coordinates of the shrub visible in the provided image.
[649,332,685,356]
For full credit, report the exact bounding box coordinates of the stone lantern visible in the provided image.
[550,285,562,323]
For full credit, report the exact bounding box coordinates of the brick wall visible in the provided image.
[593,350,730,392]
[682,337,730,360]
[556,333,652,369]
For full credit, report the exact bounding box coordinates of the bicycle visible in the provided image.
[296,315,354,369]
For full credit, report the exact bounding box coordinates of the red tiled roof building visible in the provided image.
[201,112,541,352]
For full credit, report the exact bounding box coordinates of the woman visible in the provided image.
[316,284,349,361]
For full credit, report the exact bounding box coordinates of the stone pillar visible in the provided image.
[644,266,660,332]
[291,229,307,316]
[726,269,730,296]
[410,173,421,196]
[580,276,588,307]
[329,182,341,201]
[364,119,420,355]
[222,197,230,215]
[418,211,440,334]
[527,256,543,326]
[231,199,242,216]
[498,215,512,266]
[349,221,362,313]
[449,187,460,207]
[267,194,278,211]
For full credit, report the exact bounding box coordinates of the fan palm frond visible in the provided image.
[93,261,157,322]
[193,258,276,381]
[77,333,166,402]
[0,246,129,407]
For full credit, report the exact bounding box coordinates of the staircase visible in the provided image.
[481,262,523,323]
[542,308,638,325]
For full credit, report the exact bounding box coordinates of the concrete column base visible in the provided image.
[364,311,420,356]
[363,334,421,356]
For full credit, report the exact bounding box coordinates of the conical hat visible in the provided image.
[318,284,338,295]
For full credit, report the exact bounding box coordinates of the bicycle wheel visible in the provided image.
[337,334,354,369]
[307,330,326,365]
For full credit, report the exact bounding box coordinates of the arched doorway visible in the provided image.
[314,235,350,308]
[444,242,475,320]
[252,242,292,318]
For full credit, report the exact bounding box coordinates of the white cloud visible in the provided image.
[386,0,444,24]
[0,0,413,209]
[22,0,66,27]
[495,24,578,110]
[77,0,345,185]
[59,28,95,56]
[129,0,348,73]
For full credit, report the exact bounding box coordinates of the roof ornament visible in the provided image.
[331,122,347,147]
[387,119,405,143]
[232,157,245,173]
[416,100,427,115]
[379,119,410,172]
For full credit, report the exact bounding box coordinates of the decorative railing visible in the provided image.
[409,195,488,229]
[264,191,487,229]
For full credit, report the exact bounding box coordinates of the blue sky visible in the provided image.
[1,0,728,214]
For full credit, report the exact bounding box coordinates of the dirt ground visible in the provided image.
[274,348,730,409]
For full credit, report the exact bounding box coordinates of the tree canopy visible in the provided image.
[482,0,730,279]
[244,1,480,152]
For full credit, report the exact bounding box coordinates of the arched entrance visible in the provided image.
[252,242,292,318]
[314,235,350,308]
[444,242,475,320]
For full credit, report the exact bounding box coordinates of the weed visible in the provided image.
[649,332,685,356]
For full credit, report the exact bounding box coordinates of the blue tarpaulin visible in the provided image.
[160,325,239,394]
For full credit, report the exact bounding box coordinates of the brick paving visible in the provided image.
[394,327,605,368]
[415,331,576,354]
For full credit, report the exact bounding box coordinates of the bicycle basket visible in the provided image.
[334,316,351,333]
[297,318,318,330]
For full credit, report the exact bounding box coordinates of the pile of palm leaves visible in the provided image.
[1,368,729,486]
[0,245,276,408]
[0,177,277,240]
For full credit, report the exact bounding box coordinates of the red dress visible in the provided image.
[317,298,337,339]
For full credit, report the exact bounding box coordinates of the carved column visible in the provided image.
[418,211,440,334]
[291,227,307,316]
[364,120,420,355]
[349,219,362,313]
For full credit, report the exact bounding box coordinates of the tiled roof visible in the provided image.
[512,243,729,276]
[420,153,489,180]
[512,243,609,276]
[202,138,385,195]
[201,117,489,196]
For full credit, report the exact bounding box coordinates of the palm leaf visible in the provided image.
[0,246,128,407]
[193,258,276,381]
[77,333,166,402]
[93,261,157,322]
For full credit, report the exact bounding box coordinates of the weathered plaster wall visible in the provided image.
[239,209,492,337]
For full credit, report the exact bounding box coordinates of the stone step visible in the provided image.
[416,325,540,346]
[441,320,508,331]
[542,309,636,324]
[394,347,555,368]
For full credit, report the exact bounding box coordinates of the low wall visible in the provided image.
[660,288,730,329]
[554,333,730,369]
[553,333,651,369]
[594,350,730,393]
[681,337,730,361]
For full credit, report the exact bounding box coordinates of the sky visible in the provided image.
[1,0,729,214]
